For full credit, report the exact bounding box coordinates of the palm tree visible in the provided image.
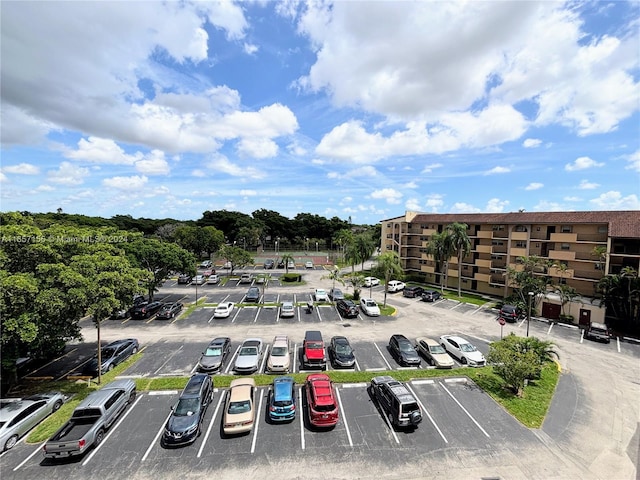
[445,222,471,297]
[377,251,403,307]
[425,231,453,292]
[353,233,377,271]
[333,229,354,263]
[322,266,344,300]
[280,253,295,274]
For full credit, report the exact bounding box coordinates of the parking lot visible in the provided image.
[1,375,539,480]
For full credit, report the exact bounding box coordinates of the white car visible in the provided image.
[314,288,328,301]
[280,301,295,318]
[207,274,220,284]
[213,302,234,318]
[364,276,380,287]
[387,280,405,292]
[199,260,212,268]
[266,335,290,373]
[193,275,206,285]
[416,337,454,368]
[439,335,486,367]
[287,260,295,269]
[233,338,263,373]
[359,298,380,316]
[305,261,314,269]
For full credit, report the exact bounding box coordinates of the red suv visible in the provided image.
[305,373,338,428]
[302,330,326,370]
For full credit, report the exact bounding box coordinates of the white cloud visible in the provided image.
[523,138,542,148]
[565,156,604,171]
[236,137,278,158]
[485,198,509,213]
[525,182,543,190]
[578,179,600,189]
[405,198,421,211]
[64,137,139,165]
[208,155,265,179]
[425,194,444,210]
[534,201,566,212]
[243,43,258,55]
[421,163,443,173]
[239,189,257,196]
[0,172,8,183]
[369,188,402,204]
[135,150,170,175]
[450,202,481,213]
[485,166,510,175]
[624,149,640,172]
[563,196,582,202]
[589,191,640,210]
[2,163,40,175]
[191,169,207,177]
[403,181,417,189]
[102,175,148,191]
[47,161,89,185]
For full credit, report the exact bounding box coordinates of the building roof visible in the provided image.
[382,211,640,239]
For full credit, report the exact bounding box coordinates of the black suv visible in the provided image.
[403,286,424,298]
[368,376,422,429]
[162,373,213,446]
[388,334,421,366]
[178,273,193,284]
[245,286,261,303]
[499,304,523,322]
[131,301,163,319]
[585,322,611,343]
[421,290,442,302]
[328,336,356,368]
[263,259,275,269]
[336,299,359,318]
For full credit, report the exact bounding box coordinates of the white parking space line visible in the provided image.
[379,407,400,444]
[148,390,178,395]
[580,329,585,344]
[190,362,199,375]
[250,389,264,453]
[293,343,298,373]
[469,305,484,315]
[82,393,144,466]
[373,343,393,370]
[253,308,260,323]
[450,302,464,310]
[334,388,353,447]
[154,345,183,375]
[231,309,241,323]
[354,358,361,371]
[341,382,368,388]
[365,367,386,372]
[405,384,448,444]
[439,383,490,438]
[411,379,435,385]
[142,409,173,462]
[225,345,241,374]
[12,442,45,471]
[259,345,270,372]
[518,318,527,328]
[547,323,554,335]
[27,347,78,376]
[298,386,305,450]
[617,336,621,352]
[197,393,224,458]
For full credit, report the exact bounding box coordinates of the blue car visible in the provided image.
[268,376,296,422]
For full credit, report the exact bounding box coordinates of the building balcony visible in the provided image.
[492,246,508,254]
[474,273,491,282]
[573,269,604,281]
[549,266,574,278]
[490,274,506,285]
[476,245,492,254]
[549,250,576,261]
[510,247,528,257]
[475,259,491,268]
[550,232,578,243]
[476,231,493,239]
[511,231,528,241]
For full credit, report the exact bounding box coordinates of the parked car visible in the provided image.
[199,260,212,268]
[245,286,261,303]
[233,338,263,374]
[387,280,405,292]
[268,376,296,423]
[439,335,486,367]
[223,378,256,435]
[156,302,183,320]
[43,379,136,459]
[328,336,356,368]
[207,274,220,284]
[364,276,380,287]
[198,337,231,373]
[193,275,206,285]
[585,322,611,343]
[131,301,163,319]
[499,304,523,322]
[302,330,326,370]
[287,260,295,269]
[415,337,454,368]
[305,374,338,428]
[328,288,344,301]
[203,269,214,277]
[277,259,285,269]
[84,338,139,376]
[267,335,290,373]
[403,285,424,298]
[162,373,213,446]
[280,301,295,318]
[314,288,328,302]
[239,273,253,284]
[305,261,314,269]
[421,290,442,302]
[178,273,193,284]
[263,259,275,269]
[0,392,66,451]
[368,376,422,429]
[388,334,421,367]
[336,299,359,318]
[360,298,381,316]
[213,302,234,319]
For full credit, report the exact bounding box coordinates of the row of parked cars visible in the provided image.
[111,295,184,321]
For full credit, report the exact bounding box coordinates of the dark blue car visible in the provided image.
[268,376,296,422]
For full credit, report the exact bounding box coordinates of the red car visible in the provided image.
[305,373,338,428]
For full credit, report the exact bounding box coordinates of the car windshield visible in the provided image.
[271,347,287,356]
[239,347,258,356]
[399,342,414,352]
[306,342,322,349]
[316,290,325,294]
[335,344,352,355]
[365,300,376,307]
[273,399,293,408]
[429,345,446,354]
[216,305,228,311]
[228,400,250,415]
[205,347,222,356]
[459,343,477,352]
[174,398,200,416]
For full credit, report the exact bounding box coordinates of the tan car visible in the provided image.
[267,335,290,373]
[223,378,256,435]
[416,337,454,368]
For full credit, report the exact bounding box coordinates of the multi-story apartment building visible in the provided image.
[381,211,640,324]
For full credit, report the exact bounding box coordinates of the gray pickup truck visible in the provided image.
[43,379,135,459]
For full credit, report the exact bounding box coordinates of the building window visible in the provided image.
[515,225,527,232]
[491,240,504,246]
[536,227,541,231]
[561,225,572,233]
[492,225,505,231]
[515,241,526,248]
[559,278,567,285]
[561,243,570,251]
[535,243,540,247]
[598,226,607,233]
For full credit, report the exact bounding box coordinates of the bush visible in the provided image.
[280,273,301,282]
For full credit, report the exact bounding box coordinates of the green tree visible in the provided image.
[280,253,295,274]
[353,233,377,271]
[425,231,454,292]
[322,267,345,301]
[505,256,554,310]
[445,222,471,297]
[555,284,579,319]
[596,267,640,333]
[344,274,365,301]
[378,251,403,307]
[487,334,540,397]
[333,229,354,263]
[219,245,254,275]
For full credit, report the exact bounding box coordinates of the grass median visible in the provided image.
[27,352,558,444]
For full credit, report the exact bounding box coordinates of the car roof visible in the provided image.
[272,335,288,345]
[444,335,469,344]
[242,338,262,346]
[273,377,294,400]
[391,334,410,342]
[0,398,42,421]
[282,301,294,307]
[307,374,334,405]
[229,378,255,401]
[331,335,349,344]
[416,336,439,346]
[210,337,230,346]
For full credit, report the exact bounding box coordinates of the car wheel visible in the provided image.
[52,400,63,412]
[94,429,105,446]
[129,389,137,403]
[4,435,19,451]
[387,412,394,427]
[107,364,114,371]
[132,346,138,354]
[461,357,468,365]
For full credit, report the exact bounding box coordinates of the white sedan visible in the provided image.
[364,276,380,287]
[213,302,235,318]
[360,298,380,316]
[438,335,486,367]
[387,280,405,292]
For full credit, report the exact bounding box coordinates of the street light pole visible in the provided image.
[315,241,318,253]
[527,291,533,337]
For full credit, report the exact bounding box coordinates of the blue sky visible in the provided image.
[1,1,638,224]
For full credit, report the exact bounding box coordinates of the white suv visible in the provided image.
[387,280,405,292]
